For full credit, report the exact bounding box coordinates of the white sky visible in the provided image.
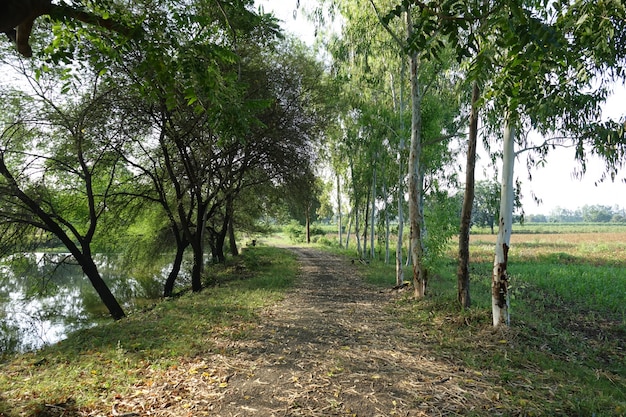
[258,0,626,214]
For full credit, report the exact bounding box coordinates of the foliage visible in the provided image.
[285,220,326,244]
[534,205,626,223]
[422,190,458,271]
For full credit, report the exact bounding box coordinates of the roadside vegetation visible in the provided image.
[1,225,625,416]
[358,224,626,416]
[0,247,299,416]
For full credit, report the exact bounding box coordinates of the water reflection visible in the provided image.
[0,253,174,354]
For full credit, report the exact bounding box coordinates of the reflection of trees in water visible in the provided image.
[0,253,89,353]
[0,252,171,353]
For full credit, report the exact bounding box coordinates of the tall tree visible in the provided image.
[323,0,460,295]
[0,72,128,320]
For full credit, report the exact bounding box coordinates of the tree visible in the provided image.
[322,0,460,297]
[376,0,625,324]
[0,0,134,57]
[472,180,504,234]
[109,8,324,294]
[375,0,500,306]
[0,72,128,320]
[486,0,625,326]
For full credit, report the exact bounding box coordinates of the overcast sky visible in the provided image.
[257,0,626,214]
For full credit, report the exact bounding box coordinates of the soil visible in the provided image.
[110,247,501,417]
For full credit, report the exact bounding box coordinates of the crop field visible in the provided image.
[353,224,626,415]
[465,229,626,315]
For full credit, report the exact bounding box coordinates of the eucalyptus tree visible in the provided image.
[377,0,509,308]
[484,1,625,326]
[379,0,625,325]
[325,0,461,295]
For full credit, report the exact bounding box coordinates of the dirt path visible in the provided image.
[207,247,495,417]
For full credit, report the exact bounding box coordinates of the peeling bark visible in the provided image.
[492,114,516,327]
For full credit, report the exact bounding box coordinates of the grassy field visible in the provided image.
[0,225,624,416]
[358,226,626,416]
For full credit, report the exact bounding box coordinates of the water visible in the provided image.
[0,252,177,354]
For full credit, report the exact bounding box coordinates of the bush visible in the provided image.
[285,221,305,243]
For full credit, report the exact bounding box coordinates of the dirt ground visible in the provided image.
[114,247,504,417]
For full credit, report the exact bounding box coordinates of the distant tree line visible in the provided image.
[526,205,626,223]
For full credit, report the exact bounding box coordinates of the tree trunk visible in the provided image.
[349,158,362,257]
[190,203,208,292]
[396,149,405,285]
[345,209,353,249]
[0,158,125,319]
[396,57,406,285]
[384,177,390,264]
[214,227,227,263]
[337,174,343,248]
[212,206,230,263]
[190,234,205,292]
[305,205,311,244]
[228,214,238,256]
[164,237,188,297]
[457,81,480,309]
[370,164,376,259]
[78,253,126,320]
[363,181,370,258]
[407,38,426,298]
[492,112,516,327]
[354,204,361,257]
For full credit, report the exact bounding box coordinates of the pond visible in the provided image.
[0,252,183,354]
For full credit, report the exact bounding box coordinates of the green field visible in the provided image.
[1,227,624,416]
[356,225,626,416]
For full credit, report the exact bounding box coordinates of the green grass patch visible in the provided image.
[0,246,298,416]
[320,233,626,417]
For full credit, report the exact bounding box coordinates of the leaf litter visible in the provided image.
[104,247,511,417]
[5,246,603,416]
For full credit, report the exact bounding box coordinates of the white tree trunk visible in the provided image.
[345,209,353,249]
[362,187,368,257]
[492,113,516,327]
[355,206,361,257]
[370,165,376,259]
[396,145,405,285]
[337,174,343,248]
[350,159,362,257]
[384,177,390,264]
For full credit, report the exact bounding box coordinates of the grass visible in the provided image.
[343,230,626,417]
[1,228,625,416]
[472,222,626,234]
[0,246,299,416]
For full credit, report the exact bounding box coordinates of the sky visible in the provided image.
[257,0,626,214]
